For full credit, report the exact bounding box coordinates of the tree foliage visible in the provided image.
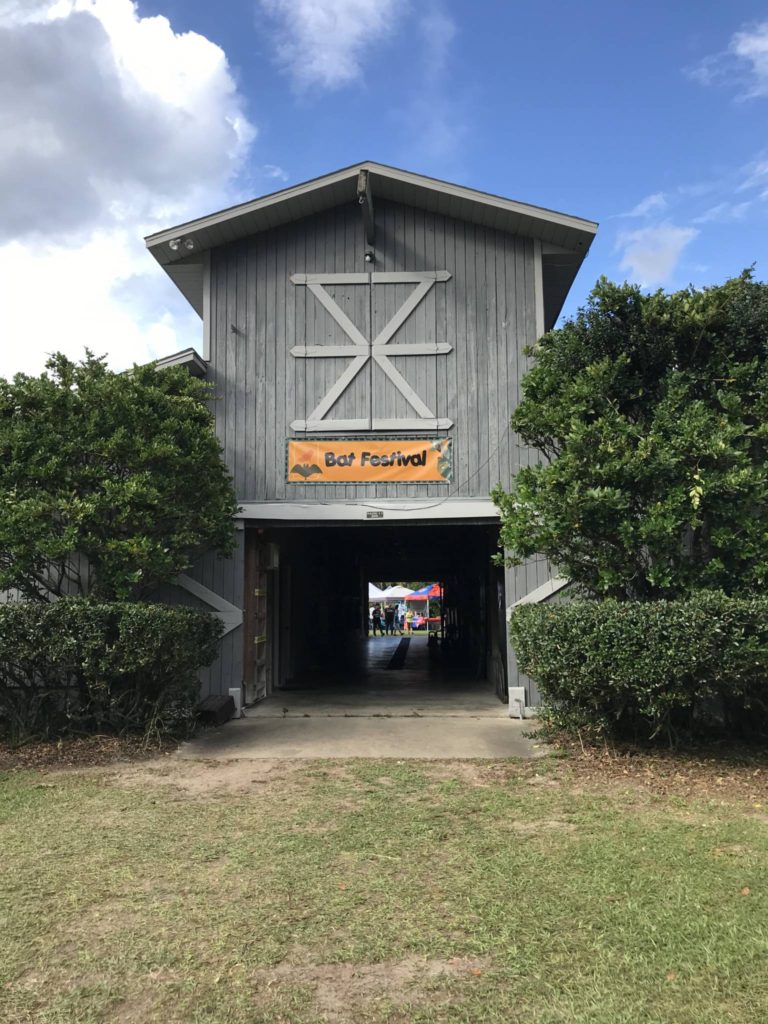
[0,353,239,601]
[493,271,768,598]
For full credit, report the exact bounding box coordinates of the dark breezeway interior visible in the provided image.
[242,521,509,710]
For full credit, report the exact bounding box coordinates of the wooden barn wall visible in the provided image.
[152,533,245,698]
[207,198,539,503]
[191,537,244,697]
[504,558,553,707]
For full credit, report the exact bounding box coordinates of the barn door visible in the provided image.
[290,272,372,432]
[290,271,452,432]
[251,568,269,702]
[369,271,452,430]
[244,534,278,704]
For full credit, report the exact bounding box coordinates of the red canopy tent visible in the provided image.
[405,583,442,600]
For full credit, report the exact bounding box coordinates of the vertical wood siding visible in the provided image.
[208,199,537,503]
[193,534,245,696]
[200,197,553,703]
[154,533,245,697]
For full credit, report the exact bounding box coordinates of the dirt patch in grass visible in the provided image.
[503,818,577,834]
[101,756,306,797]
[107,971,182,1024]
[12,738,768,812]
[111,988,163,1024]
[102,758,379,800]
[119,757,523,802]
[417,761,508,786]
[76,900,148,940]
[252,955,491,1022]
[76,746,768,809]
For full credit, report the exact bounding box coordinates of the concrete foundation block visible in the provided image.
[229,687,244,719]
[508,687,526,719]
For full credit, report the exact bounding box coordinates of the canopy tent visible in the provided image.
[403,582,443,633]
[368,583,387,600]
[382,585,414,599]
[405,583,442,600]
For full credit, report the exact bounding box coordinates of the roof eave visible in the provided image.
[146,161,598,321]
[153,347,207,377]
[145,160,597,265]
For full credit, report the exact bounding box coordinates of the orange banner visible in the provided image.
[287,439,452,483]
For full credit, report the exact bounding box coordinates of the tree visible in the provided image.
[492,271,768,599]
[0,353,239,601]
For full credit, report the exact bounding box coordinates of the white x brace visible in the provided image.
[289,271,453,432]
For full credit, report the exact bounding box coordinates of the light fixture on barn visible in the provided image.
[168,237,195,253]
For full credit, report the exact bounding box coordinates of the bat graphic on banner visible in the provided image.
[290,463,323,479]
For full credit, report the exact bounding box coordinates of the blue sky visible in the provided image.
[2,0,767,376]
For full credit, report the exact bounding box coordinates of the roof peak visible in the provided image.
[145,161,598,328]
[146,160,597,251]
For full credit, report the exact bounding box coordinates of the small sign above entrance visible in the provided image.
[287,439,453,484]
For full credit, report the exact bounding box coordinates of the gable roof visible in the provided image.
[145,161,597,327]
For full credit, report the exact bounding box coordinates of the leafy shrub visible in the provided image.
[0,600,222,742]
[510,593,768,744]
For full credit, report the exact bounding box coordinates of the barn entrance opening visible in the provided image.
[244,522,509,712]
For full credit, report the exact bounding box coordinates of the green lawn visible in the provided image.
[1,755,767,1023]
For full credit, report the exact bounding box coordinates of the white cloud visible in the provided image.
[392,5,465,165]
[685,54,719,88]
[1,232,200,374]
[0,0,255,378]
[692,200,751,224]
[731,22,768,97]
[624,192,667,218]
[419,5,456,83]
[686,20,768,99]
[617,223,699,287]
[259,0,404,91]
[676,180,720,199]
[260,164,289,181]
[0,0,59,26]
[738,155,768,195]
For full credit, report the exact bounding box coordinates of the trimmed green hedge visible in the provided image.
[0,600,223,741]
[510,593,768,743]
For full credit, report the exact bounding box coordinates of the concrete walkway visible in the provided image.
[178,715,542,760]
[178,635,543,760]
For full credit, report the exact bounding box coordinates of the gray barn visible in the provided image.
[145,162,596,715]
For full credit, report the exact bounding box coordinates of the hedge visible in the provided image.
[0,599,223,741]
[510,593,768,743]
